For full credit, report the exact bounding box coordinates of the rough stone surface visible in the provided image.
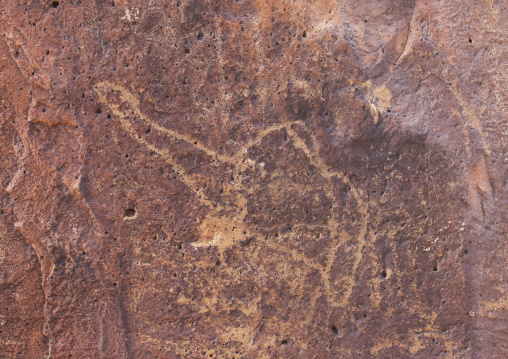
[0,0,507,358]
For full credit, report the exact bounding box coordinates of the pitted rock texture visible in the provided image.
[0,0,507,358]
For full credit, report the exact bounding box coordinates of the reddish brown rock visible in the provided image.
[0,0,507,358]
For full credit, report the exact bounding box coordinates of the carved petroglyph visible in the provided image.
[95,80,369,311]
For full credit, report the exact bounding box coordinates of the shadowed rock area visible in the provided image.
[0,0,507,358]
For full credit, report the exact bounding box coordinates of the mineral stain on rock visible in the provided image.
[0,0,507,358]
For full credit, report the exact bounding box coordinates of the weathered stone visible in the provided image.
[0,0,507,358]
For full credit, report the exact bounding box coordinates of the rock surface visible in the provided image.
[0,0,507,358]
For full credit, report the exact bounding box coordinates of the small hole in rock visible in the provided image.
[302,31,307,38]
[184,48,190,54]
[281,339,288,345]
[52,1,59,8]
[124,208,136,218]
[331,326,339,335]
[382,270,387,278]
[197,31,204,40]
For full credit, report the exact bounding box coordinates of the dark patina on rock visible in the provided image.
[0,0,507,358]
